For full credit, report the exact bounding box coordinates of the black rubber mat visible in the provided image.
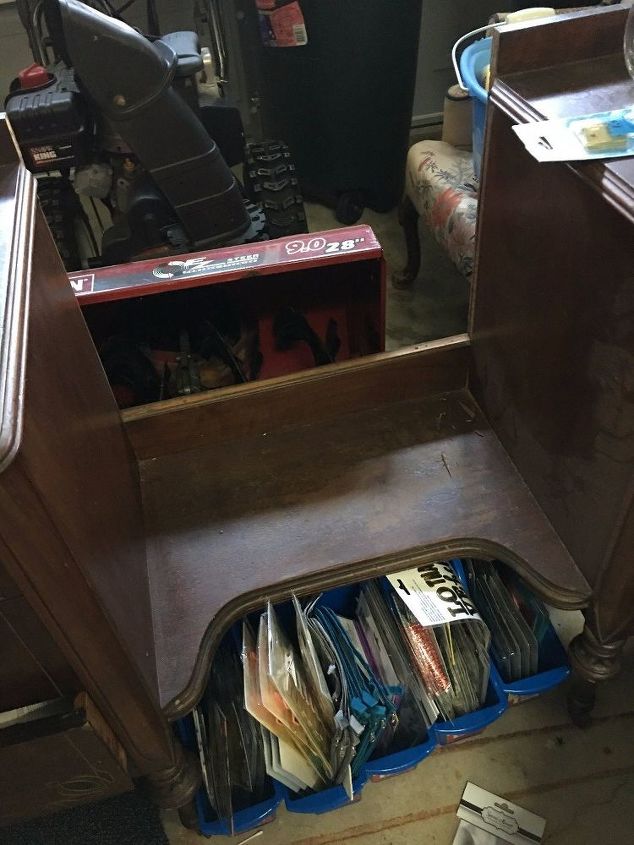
[0,791,169,845]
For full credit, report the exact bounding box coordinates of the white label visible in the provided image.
[292,24,307,45]
[388,562,482,627]
[455,781,546,844]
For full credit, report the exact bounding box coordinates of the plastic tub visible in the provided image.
[450,558,570,706]
[284,583,436,812]
[459,36,492,178]
[502,620,570,705]
[431,662,508,746]
[176,715,284,836]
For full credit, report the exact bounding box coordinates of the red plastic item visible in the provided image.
[71,226,386,396]
[18,63,50,90]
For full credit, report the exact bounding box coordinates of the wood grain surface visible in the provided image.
[0,596,78,712]
[0,203,187,782]
[472,13,634,645]
[140,388,589,716]
[123,336,471,460]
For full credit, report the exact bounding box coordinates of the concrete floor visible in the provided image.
[162,206,634,844]
[164,609,634,844]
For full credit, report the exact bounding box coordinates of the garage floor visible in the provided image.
[164,608,634,845]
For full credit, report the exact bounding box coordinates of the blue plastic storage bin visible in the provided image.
[432,661,508,745]
[502,619,570,705]
[176,715,284,836]
[426,559,509,745]
[450,557,570,706]
[284,583,437,813]
[459,36,492,178]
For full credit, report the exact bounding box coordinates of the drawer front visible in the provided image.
[0,693,132,825]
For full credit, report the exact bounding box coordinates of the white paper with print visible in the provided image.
[513,109,634,163]
[388,561,483,627]
[454,782,546,844]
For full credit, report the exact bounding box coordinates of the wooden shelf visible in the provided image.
[140,387,590,717]
[491,9,634,224]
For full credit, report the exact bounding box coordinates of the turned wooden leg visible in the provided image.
[140,743,201,810]
[567,623,625,728]
[177,797,200,830]
[392,195,421,289]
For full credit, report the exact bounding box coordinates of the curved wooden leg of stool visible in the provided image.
[392,195,421,289]
[568,624,625,728]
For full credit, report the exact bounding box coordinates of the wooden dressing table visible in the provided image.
[0,5,632,825]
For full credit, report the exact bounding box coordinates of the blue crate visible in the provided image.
[427,559,508,745]
[450,558,570,705]
[284,583,437,812]
[176,714,284,836]
[502,619,570,704]
[431,660,508,745]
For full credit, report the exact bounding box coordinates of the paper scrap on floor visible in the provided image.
[452,782,545,845]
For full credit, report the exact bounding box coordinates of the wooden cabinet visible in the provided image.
[0,4,632,825]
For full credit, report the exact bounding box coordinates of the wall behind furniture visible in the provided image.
[412,0,512,126]
[0,4,32,102]
[0,0,193,100]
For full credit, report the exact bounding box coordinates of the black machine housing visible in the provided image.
[6,0,306,268]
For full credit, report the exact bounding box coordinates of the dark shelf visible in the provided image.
[140,388,590,716]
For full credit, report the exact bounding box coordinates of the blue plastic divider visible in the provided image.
[425,559,508,744]
[450,558,570,704]
[502,622,570,702]
[431,661,508,745]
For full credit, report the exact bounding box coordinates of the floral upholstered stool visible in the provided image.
[394,140,478,288]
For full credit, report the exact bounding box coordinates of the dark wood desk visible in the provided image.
[474,5,634,719]
[0,4,632,826]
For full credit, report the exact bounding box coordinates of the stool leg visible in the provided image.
[567,623,625,727]
[393,195,421,289]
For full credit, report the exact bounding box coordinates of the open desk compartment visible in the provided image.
[5,16,634,834]
[73,227,385,411]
